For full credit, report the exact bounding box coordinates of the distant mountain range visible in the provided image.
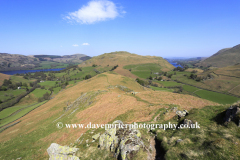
[0,53,91,71]
[197,44,240,68]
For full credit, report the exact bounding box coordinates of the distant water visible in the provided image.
[0,68,65,75]
[169,62,183,68]
[166,60,183,68]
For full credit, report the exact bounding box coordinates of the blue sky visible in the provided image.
[0,0,240,57]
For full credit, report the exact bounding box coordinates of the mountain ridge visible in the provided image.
[197,44,240,67]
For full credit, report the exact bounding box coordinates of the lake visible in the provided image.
[165,59,183,68]
[0,68,65,75]
[169,62,183,68]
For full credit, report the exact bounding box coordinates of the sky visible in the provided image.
[0,0,240,58]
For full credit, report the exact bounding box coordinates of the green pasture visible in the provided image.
[150,86,173,92]
[156,81,182,87]
[194,90,239,104]
[0,105,28,119]
[31,89,51,98]
[0,101,46,128]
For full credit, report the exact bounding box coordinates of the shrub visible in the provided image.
[136,78,148,86]
[85,75,92,80]
[43,92,50,100]
[110,65,118,71]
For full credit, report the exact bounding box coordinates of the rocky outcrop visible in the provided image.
[47,143,79,160]
[176,110,188,119]
[98,120,143,160]
[223,105,240,126]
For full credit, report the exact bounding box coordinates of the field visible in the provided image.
[182,85,199,92]
[0,101,46,128]
[171,68,240,97]
[156,81,182,87]
[124,63,163,79]
[150,86,173,92]
[39,81,58,89]
[153,80,239,104]
[0,89,26,102]
[31,89,51,98]
[0,105,27,119]
[10,75,35,85]
[194,89,239,104]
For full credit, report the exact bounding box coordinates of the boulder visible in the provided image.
[47,143,79,160]
[99,120,143,160]
[223,105,240,126]
[176,110,188,119]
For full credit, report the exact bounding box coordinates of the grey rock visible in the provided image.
[47,143,79,160]
[176,139,183,143]
[176,110,188,119]
[99,120,143,160]
[223,105,240,125]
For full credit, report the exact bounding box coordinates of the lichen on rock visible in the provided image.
[98,120,143,160]
[47,143,79,160]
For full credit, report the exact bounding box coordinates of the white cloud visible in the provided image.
[72,44,79,47]
[64,0,126,24]
[82,43,90,45]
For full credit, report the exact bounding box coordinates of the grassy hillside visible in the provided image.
[0,53,91,71]
[0,52,239,159]
[197,44,240,67]
[0,53,38,71]
[79,51,174,78]
[0,72,218,159]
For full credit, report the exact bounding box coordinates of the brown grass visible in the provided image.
[0,72,219,158]
[137,91,218,120]
[0,73,10,86]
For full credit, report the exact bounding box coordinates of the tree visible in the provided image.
[65,81,69,86]
[43,92,50,100]
[49,87,53,92]
[167,74,173,78]
[189,73,197,80]
[157,76,162,81]
[3,79,12,86]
